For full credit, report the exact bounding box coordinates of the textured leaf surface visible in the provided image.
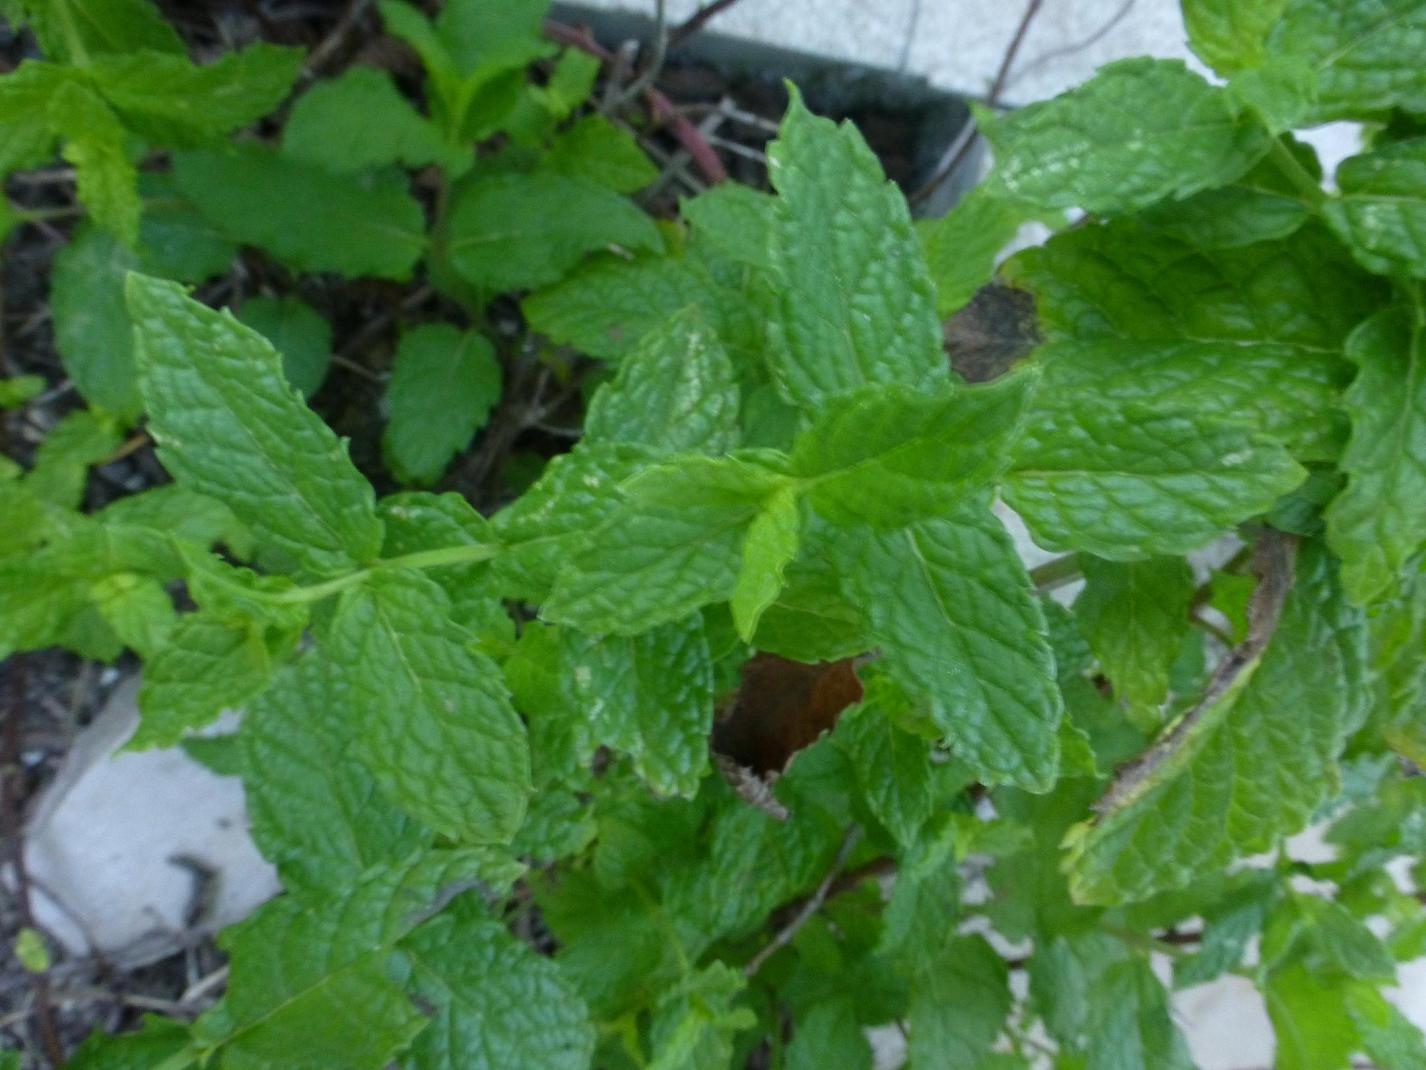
[765,87,942,406]
[842,502,1062,790]
[382,324,501,485]
[1266,0,1426,122]
[583,307,739,454]
[562,614,714,797]
[1183,0,1288,74]
[908,935,1010,1070]
[49,224,141,419]
[1067,543,1366,903]
[377,492,504,639]
[543,455,783,635]
[919,185,1036,318]
[543,114,657,193]
[128,276,383,578]
[1004,401,1305,559]
[133,614,279,749]
[241,652,431,895]
[730,486,801,642]
[447,173,659,293]
[790,374,1033,527]
[1005,221,1383,461]
[982,58,1268,214]
[1074,555,1195,710]
[202,852,492,1068]
[282,65,462,175]
[20,0,184,61]
[173,146,427,279]
[1325,138,1426,279]
[235,295,332,397]
[1325,302,1426,603]
[834,686,933,847]
[402,900,594,1070]
[327,569,530,842]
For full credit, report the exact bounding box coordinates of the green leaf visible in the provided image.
[789,373,1033,527]
[1264,964,1360,1070]
[198,850,494,1069]
[1084,957,1195,1070]
[97,484,251,558]
[128,275,383,578]
[560,614,714,797]
[785,1000,872,1070]
[50,80,139,246]
[50,223,142,419]
[282,65,464,175]
[647,962,757,1070]
[833,680,933,847]
[173,146,427,280]
[1325,138,1426,279]
[241,652,431,895]
[543,114,657,193]
[907,935,1010,1070]
[401,899,594,1070]
[26,408,121,509]
[583,307,739,454]
[1074,555,1195,710]
[1004,400,1306,559]
[377,492,505,641]
[680,183,777,273]
[981,58,1269,215]
[1346,983,1426,1070]
[1325,301,1426,603]
[87,44,303,145]
[765,85,942,406]
[543,454,786,635]
[841,501,1062,791]
[750,518,869,663]
[446,172,660,293]
[918,185,1038,318]
[132,613,284,749]
[490,443,656,601]
[523,246,764,367]
[0,375,42,411]
[67,1016,192,1070]
[20,0,184,62]
[1265,0,1426,123]
[136,173,237,283]
[14,926,48,972]
[326,569,530,842]
[1004,220,1383,462]
[235,295,333,398]
[1066,542,1366,903]
[0,61,64,174]
[730,484,801,642]
[1182,0,1288,74]
[382,324,501,485]
[1262,891,1396,980]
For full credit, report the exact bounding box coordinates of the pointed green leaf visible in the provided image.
[446,173,660,293]
[907,935,1010,1070]
[765,85,942,406]
[326,569,530,843]
[235,295,333,398]
[833,681,933,847]
[127,275,384,578]
[1326,302,1426,603]
[790,373,1034,527]
[583,307,739,454]
[382,324,501,485]
[842,501,1062,791]
[1182,0,1288,74]
[918,185,1038,318]
[21,0,184,62]
[1067,543,1367,903]
[50,224,142,418]
[1074,555,1195,710]
[1004,400,1305,560]
[982,58,1269,215]
[50,80,139,246]
[1346,983,1426,1070]
[730,485,801,642]
[543,113,657,193]
[1264,964,1359,1070]
[173,146,427,280]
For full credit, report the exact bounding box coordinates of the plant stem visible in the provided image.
[1270,138,1327,207]
[261,542,500,605]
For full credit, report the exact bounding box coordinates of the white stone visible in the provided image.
[16,678,279,967]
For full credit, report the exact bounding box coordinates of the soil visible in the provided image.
[0,3,953,1064]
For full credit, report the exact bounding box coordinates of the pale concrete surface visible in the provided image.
[16,679,279,966]
[563,0,1197,107]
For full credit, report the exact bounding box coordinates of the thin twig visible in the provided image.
[1008,0,1136,93]
[607,0,668,113]
[1092,531,1298,816]
[543,20,728,184]
[2,655,65,1067]
[303,0,370,78]
[668,0,746,48]
[909,0,1046,205]
[745,827,860,977]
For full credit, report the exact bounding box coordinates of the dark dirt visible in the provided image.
[0,3,959,1064]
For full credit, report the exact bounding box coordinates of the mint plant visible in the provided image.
[3,0,1426,1067]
